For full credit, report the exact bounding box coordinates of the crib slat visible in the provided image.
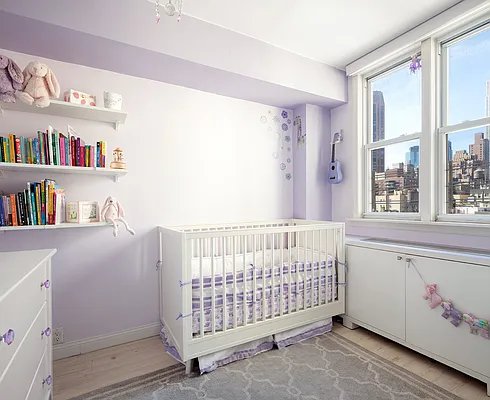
[199,238,204,338]
[271,233,275,320]
[242,235,247,327]
[303,230,307,311]
[334,228,338,301]
[222,236,227,333]
[288,231,292,315]
[211,238,216,335]
[233,236,237,329]
[311,230,315,309]
[262,234,266,321]
[253,234,257,324]
[280,232,284,317]
[295,231,299,313]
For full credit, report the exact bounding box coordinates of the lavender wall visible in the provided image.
[0,49,293,343]
[293,105,332,220]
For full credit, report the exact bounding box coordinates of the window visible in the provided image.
[440,23,490,218]
[365,59,421,215]
[360,17,490,224]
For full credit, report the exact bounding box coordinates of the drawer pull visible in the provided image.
[41,279,51,289]
[41,327,52,338]
[1,329,15,345]
[42,375,52,386]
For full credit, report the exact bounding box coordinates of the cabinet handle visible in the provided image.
[1,329,15,345]
[41,279,50,289]
[41,327,51,338]
[42,375,52,386]
[396,256,402,260]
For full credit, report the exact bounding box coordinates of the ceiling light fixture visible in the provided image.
[155,0,183,23]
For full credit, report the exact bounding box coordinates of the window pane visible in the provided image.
[445,128,490,215]
[446,24,490,125]
[370,61,421,142]
[370,140,420,213]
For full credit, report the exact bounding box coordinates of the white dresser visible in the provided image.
[0,249,56,400]
[343,239,490,396]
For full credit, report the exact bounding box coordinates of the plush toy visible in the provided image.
[100,195,135,237]
[0,55,24,103]
[16,61,60,107]
[440,301,463,327]
[463,314,489,339]
[423,283,442,309]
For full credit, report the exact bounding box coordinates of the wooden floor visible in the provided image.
[53,323,488,400]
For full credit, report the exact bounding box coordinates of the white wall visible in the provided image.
[0,49,293,343]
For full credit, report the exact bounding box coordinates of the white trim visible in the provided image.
[362,212,420,221]
[347,217,490,237]
[365,133,421,149]
[346,0,490,76]
[53,322,161,361]
[438,116,490,134]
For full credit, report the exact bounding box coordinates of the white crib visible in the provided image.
[158,219,345,371]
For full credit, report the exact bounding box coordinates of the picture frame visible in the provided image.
[66,201,99,223]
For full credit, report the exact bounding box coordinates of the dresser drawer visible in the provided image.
[0,260,49,374]
[0,302,48,399]
[26,349,51,400]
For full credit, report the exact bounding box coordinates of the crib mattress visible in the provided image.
[191,260,337,335]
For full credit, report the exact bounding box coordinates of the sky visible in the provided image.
[370,25,490,168]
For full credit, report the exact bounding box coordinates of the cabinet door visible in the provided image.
[406,256,490,377]
[346,245,406,340]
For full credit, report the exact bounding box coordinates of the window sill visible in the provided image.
[347,217,490,237]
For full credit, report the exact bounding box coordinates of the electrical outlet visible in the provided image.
[53,327,64,345]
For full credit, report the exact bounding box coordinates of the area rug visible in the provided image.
[71,332,461,400]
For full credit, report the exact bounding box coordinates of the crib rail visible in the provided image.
[159,220,345,361]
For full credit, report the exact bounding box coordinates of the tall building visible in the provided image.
[372,91,385,173]
[469,132,489,162]
[447,140,453,161]
[486,81,490,137]
[405,145,419,167]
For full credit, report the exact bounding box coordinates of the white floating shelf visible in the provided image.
[0,222,110,232]
[0,162,127,182]
[1,100,127,130]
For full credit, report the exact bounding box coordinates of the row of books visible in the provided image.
[0,126,107,168]
[0,180,66,227]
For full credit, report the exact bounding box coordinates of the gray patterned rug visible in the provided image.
[71,332,460,400]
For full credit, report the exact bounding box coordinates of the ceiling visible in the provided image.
[180,0,462,68]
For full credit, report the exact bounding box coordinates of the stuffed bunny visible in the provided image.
[100,195,135,237]
[0,55,24,103]
[16,61,60,108]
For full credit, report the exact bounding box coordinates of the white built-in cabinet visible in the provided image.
[344,239,490,396]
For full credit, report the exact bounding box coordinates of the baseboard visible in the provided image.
[53,322,161,361]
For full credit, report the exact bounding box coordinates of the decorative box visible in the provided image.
[66,201,99,223]
[64,89,96,107]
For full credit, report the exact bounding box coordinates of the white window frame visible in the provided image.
[437,20,490,223]
[359,14,490,225]
[362,52,423,220]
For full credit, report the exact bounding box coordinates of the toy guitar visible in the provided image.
[328,132,343,184]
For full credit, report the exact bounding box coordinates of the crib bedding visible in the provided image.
[191,259,337,335]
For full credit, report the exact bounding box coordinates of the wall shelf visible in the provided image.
[0,222,110,232]
[0,163,127,182]
[1,100,127,131]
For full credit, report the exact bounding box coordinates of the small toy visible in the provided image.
[423,283,442,309]
[16,61,60,107]
[440,301,463,327]
[0,55,24,103]
[100,196,135,237]
[110,147,126,169]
